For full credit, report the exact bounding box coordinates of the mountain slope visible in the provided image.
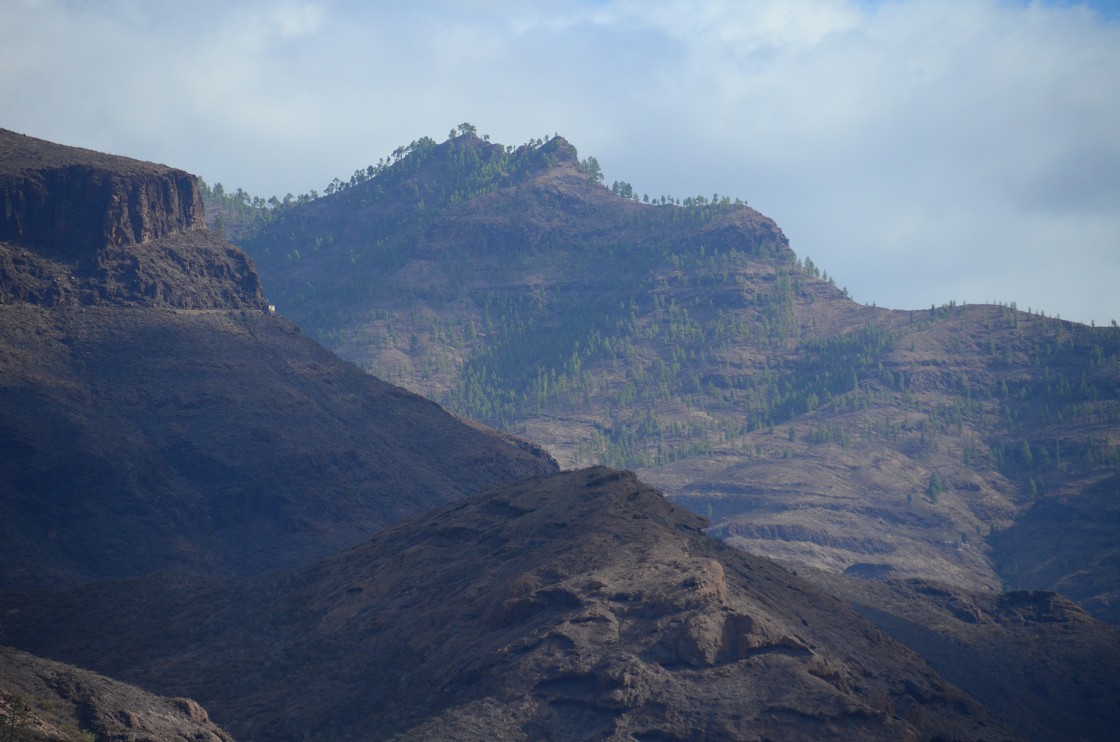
[235,130,1120,620]
[0,468,1013,741]
[0,129,556,588]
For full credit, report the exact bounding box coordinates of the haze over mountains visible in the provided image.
[1,128,1118,741]
[229,127,1120,624]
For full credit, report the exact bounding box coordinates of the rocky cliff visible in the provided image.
[0,128,264,309]
[1,128,203,254]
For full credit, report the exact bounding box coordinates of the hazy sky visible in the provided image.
[4,0,1118,324]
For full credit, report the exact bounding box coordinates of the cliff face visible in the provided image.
[0,128,264,309]
[0,161,204,255]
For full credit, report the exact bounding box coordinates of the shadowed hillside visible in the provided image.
[0,129,556,588]
[2,128,1118,741]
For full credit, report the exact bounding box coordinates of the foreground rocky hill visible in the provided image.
[2,468,1020,741]
[0,646,233,741]
[0,129,556,588]
[234,128,1120,622]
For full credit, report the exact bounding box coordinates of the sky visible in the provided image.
[3,0,1118,325]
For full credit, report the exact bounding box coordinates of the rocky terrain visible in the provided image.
[234,129,1120,621]
[1,129,204,259]
[0,647,233,741]
[2,468,1022,741]
[0,129,556,588]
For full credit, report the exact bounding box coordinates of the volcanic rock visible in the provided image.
[806,569,1120,741]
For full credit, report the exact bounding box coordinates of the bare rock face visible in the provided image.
[1,468,1010,741]
[0,128,203,254]
[0,128,265,309]
[0,646,234,741]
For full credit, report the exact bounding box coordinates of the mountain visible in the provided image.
[2,127,1116,739]
[233,129,1120,621]
[1,467,1020,741]
[0,128,557,589]
[0,646,234,742]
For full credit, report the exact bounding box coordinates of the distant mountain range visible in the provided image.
[1,127,1117,741]
[230,128,1120,624]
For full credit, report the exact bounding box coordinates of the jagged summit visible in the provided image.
[0,127,264,309]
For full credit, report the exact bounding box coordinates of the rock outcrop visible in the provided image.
[0,646,234,742]
[1,128,203,254]
[0,128,264,309]
[807,569,1120,741]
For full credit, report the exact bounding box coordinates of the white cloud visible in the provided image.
[2,0,1117,323]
